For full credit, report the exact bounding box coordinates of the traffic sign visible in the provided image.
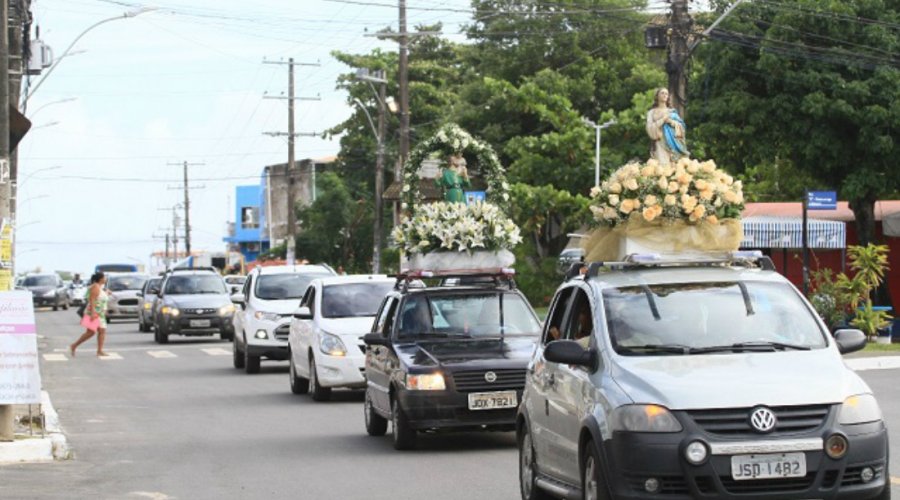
[807,191,837,210]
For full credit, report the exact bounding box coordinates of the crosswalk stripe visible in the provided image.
[147,350,177,359]
[201,348,231,356]
[99,353,123,360]
[42,354,68,362]
[891,476,900,485]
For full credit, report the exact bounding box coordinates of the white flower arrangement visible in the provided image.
[391,201,522,255]
[589,157,744,227]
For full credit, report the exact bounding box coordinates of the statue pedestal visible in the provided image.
[402,250,515,273]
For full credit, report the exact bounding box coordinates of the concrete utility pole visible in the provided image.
[398,0,410,167]
[167,161,204,258]
[262,57,320,264]
[0,0,11,442]
[666,0,691,119]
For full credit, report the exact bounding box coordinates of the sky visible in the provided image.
[16,0,479,275]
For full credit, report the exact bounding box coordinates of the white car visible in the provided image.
[231,264,334,374]
[288,275,395,401]
[106,273,150,322]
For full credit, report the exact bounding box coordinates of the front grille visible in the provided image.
[822,469,839,488]
[720,472,815,494]
[118,298,138,306]
[182,308,218,316]
[451,369,526,393]
[625,474,689,495]
[687,404,831,436]
[694,476,715,494]
[273,324,290,340]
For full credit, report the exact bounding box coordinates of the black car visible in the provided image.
[154,268,235,344]
[21,273,69,310]
[362,272,542,450]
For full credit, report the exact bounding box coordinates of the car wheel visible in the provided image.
[309,357,332,402]
[154,326,169,345]
[220,330,233,342]
[289,352,309,394]
[244,345,260,374]
[391,398,416,450]
[364,390,387,436]
[53,300,59,311]
[519,426,552,500]
[62,299,69,310]
[582,440,612,500]
[233,335,245,369]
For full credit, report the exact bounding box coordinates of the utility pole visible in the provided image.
[166,161,204,258]
[262,57,320,265]
[666,0,691,119]
[398,0,409,167]
[0,0,12,443]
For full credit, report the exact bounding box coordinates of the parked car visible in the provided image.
[557,247,584,274]
[67,281,88,306]
[21,273,68,310]
[224,275,246,295]
[517,253,888,500]
[362,271,542,450]
[231,264,334,374]
[137,277,163,332]
[288,275,395,400]
[154,268,235,344]
[106,273,149,322]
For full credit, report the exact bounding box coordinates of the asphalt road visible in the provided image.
[2,310,899,500]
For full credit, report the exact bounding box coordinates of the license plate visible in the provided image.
[731,452,806,480]
[189,319,211,328]
[467,390,517,411]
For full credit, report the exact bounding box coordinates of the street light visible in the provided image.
[18,165,61,188]
[22,7,156,106]
[16,220,41,230]
[28,97,77,119]
[17,194,48,211]
[31,121,59,130]
[582,117,617,188]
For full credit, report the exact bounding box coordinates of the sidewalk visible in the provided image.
[0,391,69,464]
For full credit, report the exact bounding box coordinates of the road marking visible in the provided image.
[201,347,231,356]
[147,350,177,359]
[892,476,900,485]
[845,356,900,371]
[99,353,123,360]
[42,354,68,362]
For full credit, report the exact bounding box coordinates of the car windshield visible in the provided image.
[108,276,148,291]
[604,281,828,355]
[397,292,541,338]
[23,276,56,287]
[321,282,394,318]
[164,275,227,295]
[256,273,331,300]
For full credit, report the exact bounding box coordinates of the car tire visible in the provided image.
[582,440,612,500]
[309,357,331,402]
[289,352,309,395]
[364,390,387,436]
[154,326,169,345]
[244,345,260,374]
[139,319,148,332]
[62,299,69,310]
[233,335,245,369]
[220,330,233,342]
[53,299,59,311]
[519,426,553,500]
[391,398,416,450]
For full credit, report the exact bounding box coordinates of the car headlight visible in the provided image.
[406,373,446,391]
[219,304,236,316]
[161,306,180,317]
[838,394,882,425]
[319,332,347,357]
[611,405,683,433]
[254,311,281,322]
[43,290,56,297]
[143,302,152,310]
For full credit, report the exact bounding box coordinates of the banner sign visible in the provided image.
[0,219,10,291]
[465,191,486,205]
[0,291,42,404]
[807,191,837,210]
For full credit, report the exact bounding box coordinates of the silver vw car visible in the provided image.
[518,252,887,500]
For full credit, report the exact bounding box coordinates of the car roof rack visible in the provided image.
[571,251,776,281]
[394,268,517,293]
[166,266,219,274]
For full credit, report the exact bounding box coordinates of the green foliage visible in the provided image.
[508,183,592,259]
[851,302,892,339]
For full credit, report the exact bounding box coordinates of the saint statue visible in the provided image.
[646,87,688,166]
[436,154,470,203]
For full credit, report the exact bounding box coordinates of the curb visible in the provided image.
[845,356,900,372]
[0,391,69,464]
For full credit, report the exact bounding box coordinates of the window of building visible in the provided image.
[241,207,259,229]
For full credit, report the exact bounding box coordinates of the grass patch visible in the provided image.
[863,341,900,352]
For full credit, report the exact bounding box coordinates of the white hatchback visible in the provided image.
[288,275,395,401]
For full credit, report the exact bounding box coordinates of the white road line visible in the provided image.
[42,354,68,362]
[201,348,231,356]
[846,356,900,371]
[147,350,177,359]
[99,353,123,360]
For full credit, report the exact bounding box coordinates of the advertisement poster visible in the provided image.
[0,291,42,404]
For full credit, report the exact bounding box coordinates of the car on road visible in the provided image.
[517,253,889,500]
[137,277,163,332]
[106,273,149,322]
[224,275,246,295]
[154,268,235,344]
[21,273,68,310]
[288,275,395,401]
[231,264,334,374]
[362,271,542,450]
[67,281,88,306]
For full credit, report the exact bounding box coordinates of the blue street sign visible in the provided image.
[465,191,486,205]
[807,191,837,210]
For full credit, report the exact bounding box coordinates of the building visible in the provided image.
[223,183,270,263]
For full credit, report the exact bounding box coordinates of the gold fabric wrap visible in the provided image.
[583,218,744,261]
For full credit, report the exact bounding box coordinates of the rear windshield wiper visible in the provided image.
[690,341,811,354]
[618,344,694,355]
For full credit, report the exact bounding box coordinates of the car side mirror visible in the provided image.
[834,329,867,355]
[544,340,598,371]
[231,293,245,306]
[293,306,313,320]
[363,333,389,347]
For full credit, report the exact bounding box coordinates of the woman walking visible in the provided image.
[69,272,110,357]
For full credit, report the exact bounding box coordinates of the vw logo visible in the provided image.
[749,407,777,433]
[484,371,497,383]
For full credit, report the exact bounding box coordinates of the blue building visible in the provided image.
[224,183,269,263]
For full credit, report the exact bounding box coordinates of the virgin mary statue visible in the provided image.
[646,87,688,166]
